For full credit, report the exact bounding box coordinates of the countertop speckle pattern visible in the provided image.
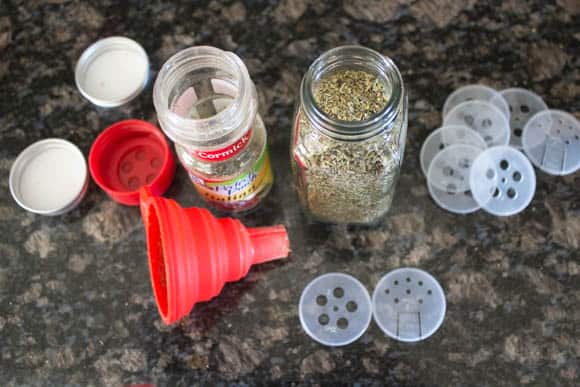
[1,0,579,385]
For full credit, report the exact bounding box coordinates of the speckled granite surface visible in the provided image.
[1,0,579,385]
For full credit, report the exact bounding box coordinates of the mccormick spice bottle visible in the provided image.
[154,46,273,212]
[291,46,408,224]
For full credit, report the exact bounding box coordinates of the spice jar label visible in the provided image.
[191,128,253,162]
[188,146,273,210]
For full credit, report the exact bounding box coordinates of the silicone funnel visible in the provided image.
[139,188,290,324]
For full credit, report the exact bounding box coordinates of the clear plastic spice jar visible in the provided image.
[291,46,407,224]
[153,46,273,212]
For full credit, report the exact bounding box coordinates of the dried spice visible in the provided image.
[292,69,405,224]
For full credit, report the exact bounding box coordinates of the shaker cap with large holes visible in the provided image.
[470,146,536,216]
[443,84,510,121]
[299,273,372,347]
[89,119,176,205]
[420,125,486,177]
[372,268,446,342]
[444,100,511,147]
[427,144,486,214]
[499,88,548,149]
[522,110,580,176]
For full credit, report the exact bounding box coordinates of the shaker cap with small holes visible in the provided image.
[499,88,548,149]
[444,100,511,147]
[470,146,536,216]
[442,84,510,121]
[427,144,487,214]
[522,110,580,176]
[299,273,372,346]
[372,268,446,342]
[89,119,176,205]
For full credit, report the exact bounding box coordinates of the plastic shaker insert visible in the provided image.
[9,139,88,215]
[427,144,486,214]
[522,110,580,176]
[420,125,487,177]
[444,100,511,147]
[299,273,372,346]
[442,84,510,121]
[75,36,149,107]
[89,119,175,206]
[372,268,446,342]
[470,146,536,216]
[499,88,549,149]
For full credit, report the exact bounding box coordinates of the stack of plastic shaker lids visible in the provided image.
[420,85,580,216]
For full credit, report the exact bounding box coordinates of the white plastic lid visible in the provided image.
[372,268,446,342]
[299,273,372,347]
[522,110,580,175]
[9,139,88,215]
[420,125,487,177]
[470,146,536,216]
[443,84,510,121]
[444,100,511,147]
[426,144,485,214]
[75,36,150,107]
[499,88,549,149]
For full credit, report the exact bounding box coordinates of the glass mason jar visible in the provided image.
[291,46,408,224]
[153,46,273,213]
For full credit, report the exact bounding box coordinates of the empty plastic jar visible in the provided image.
[291,46,408,224]
[153,46,273,212]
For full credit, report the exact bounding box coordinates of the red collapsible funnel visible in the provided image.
[139,188,290,324]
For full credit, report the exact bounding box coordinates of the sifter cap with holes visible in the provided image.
[499,88,549,149]
[442,84,510,121]
[89,119,175,205]
[470,146,536,216]
[372,268,446,342]
[522,110,580,176]
[444,100,511,147]
[427,144,487,214]
[299,273,372,346]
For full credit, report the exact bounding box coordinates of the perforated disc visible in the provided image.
[499,88,548,149]
[420,125,487,177]
[426,144,485,214]
[444,100,511,147]
[522,110,580,176]
[372,268,446,342]
[299,273,372,346]
[443,84,510,121]
[470,146,536,216]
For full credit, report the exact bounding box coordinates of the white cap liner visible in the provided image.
[499,88,549,149]
[299,273,372,347]
[372,268,446,342]
[522,110,580,175]
[444,100,511,147]
[9,139,88,215]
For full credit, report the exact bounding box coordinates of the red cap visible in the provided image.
[89,119,175,205]
[139,188,290,324]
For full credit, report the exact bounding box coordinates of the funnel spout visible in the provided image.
[248,225,290,264]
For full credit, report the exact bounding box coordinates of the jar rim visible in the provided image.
[153,46,256,145]
[301,45,404,140]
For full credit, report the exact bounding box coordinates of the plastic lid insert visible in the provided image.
[522,109,580,176]
[299,273,372,346]
[442,84,510,121]
[420,125,487,177]
[470,146,536,216]
[444,100,511,147]
[372,268,446,342]
[499,88,549,149]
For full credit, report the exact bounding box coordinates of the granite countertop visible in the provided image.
[1,0,579,385]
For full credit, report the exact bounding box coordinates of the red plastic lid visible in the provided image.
[89,119,175,205]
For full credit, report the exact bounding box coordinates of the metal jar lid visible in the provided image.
[75,36,150,108]
[9,139,88,215]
